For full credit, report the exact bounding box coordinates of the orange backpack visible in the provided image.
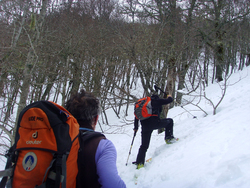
[134,96,157,120]
[0,101,79,188]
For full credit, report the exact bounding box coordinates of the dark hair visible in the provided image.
[65,89,100,128]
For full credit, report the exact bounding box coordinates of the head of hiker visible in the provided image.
[65,89,100,130]
[150,94,159,100]
[65,89,126,188]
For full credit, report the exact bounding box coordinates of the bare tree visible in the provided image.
[197,0,250,82]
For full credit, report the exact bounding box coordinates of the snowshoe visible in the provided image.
[136,163,144,169]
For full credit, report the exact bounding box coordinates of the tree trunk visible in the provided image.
[14,0,48,140]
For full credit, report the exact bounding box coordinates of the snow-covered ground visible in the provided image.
[102,66,250,188]
[1,66,250,188]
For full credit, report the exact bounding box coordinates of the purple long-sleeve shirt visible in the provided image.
[95,139,126,188]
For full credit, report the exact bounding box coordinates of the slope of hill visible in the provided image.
[104,66,250,188]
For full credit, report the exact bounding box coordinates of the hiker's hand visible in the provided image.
[167,95,172,98]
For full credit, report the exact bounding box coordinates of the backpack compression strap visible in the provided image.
[35,154,67,188]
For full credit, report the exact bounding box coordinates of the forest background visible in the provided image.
[0,0,250,158]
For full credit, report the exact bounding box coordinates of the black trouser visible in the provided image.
[136,118,173,165]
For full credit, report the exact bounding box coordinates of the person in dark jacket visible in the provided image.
[133,94,175,169]
[65,89,126,188]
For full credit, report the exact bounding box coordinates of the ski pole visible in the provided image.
[125,130,137,166]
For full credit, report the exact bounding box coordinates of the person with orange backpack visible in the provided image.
[0,89,126,188]
[65,89,126,188]
[133,94,176,169]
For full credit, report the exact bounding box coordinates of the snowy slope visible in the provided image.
[103,66,250,188]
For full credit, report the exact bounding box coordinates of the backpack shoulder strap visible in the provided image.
[80,130,105,143]
[78,130,105,151]
[76,130,105,188]
[0,144,17,188]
